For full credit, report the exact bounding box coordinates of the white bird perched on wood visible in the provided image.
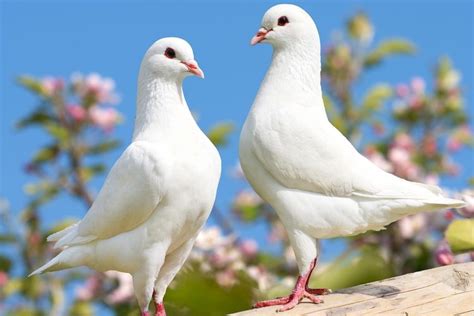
[239,4,465,312]
[30,37,221,316]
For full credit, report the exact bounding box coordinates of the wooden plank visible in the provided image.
[230,262,474,316]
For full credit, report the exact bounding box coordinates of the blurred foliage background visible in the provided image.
[1,8,474,316]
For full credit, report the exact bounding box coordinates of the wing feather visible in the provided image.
[55,141,169,248]
[251,108,440,200]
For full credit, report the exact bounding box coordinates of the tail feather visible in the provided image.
[29,245,92,277]
[47,222,79,242]
[426,197,466,209]
[29,255,62,277]
[54,234,96,249]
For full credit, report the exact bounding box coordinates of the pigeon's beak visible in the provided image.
[251,28,271,45]
[182,60,204,78]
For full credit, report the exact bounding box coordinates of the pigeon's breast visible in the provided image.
[158,135,221,245]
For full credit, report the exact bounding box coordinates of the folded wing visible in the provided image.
[54,141,169,248]
[252,109,462,205]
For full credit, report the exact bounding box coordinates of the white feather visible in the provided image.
[240,4,465,276]
[31,37,221,313]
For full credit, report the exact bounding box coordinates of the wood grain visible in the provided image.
[230,262,474,316]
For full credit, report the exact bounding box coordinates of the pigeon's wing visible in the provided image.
[55,141,170,247]
[251,106,441,200]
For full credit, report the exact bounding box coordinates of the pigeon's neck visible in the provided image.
[133,69,194,141]
[255,39,326,117]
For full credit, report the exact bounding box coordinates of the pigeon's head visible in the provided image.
[251,4,318,49]
[142,37,204,79]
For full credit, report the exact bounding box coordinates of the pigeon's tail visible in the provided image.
[48,222,95,249]
[47,222,79,242]
[425,197,466,209]
[29,245,92,277]
[391,197,466,219]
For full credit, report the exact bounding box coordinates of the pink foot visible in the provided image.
[253,290,323,311]
[306,287,332,295]
[141,312,150,316]
[252,257,330,312]
[154,301,166,316]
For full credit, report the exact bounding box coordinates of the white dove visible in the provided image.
[30,37,221,316]
[239,4,465,312]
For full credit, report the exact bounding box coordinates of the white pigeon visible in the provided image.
[240,4,465,312]
[30,37,221,316]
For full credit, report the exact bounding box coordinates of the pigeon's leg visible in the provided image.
[133,272,155,316]
[253,233,327,312]
[252,266,323,311]
[135,246,167,316]
[305,257,332,295]
[153,239,195,316]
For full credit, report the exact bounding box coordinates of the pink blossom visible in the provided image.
[41,77,64,96]
[372,123,385,136]
[395,84,409,98]
[388,147,419,179]
[76,275,101,301]
[393,133,415,151]
[444,210,455,221]
[423,174,439,185]
[231,162,246,180]
[435,240,454,266]
[408,96,423,109]
[388,147,411,165]
[268,221,287,243]
[210,248,240,268]
[216,269,236,287]
[89,107,121,132]
[246,266,272,291]
[398,214,427,239]
[411,77,425,94]
[365,147,393,172]
[66,104,87,122]
[195,226,233,250]
[233,190,263,210]
[105,271,134,304]
[239,239,258,258]
[0,271,8,287]
[72,72,119,104]
[458,193,474,218]
[422,135,437,157]
[447,137,462,152]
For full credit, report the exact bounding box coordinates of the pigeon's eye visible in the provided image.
[164,48,176,59]
[277,16,289,26]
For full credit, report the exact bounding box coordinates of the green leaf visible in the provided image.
[21,275,42,299]
[361,84,392,114]
[0,255,12,272]
[81,164,106,181]
[364,39,415,67]
[445,219,474,253]
[45,123,70,143]
[166,263,255,316]
[0,234,17,244]
[32,145,59,163]
[347,12,373,42]
[69,301,94,316]
[17,109,55,129]
[207,122,234,147]
[3,278,23,296]
[308,246,393,290]
[235,205,261,222]
[17,76,44,95]
[86,140,120,155]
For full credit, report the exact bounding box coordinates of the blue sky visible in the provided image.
[1,0,473,261]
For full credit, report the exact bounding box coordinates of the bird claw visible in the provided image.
[305,287,332,295]
[253,290,324,312]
